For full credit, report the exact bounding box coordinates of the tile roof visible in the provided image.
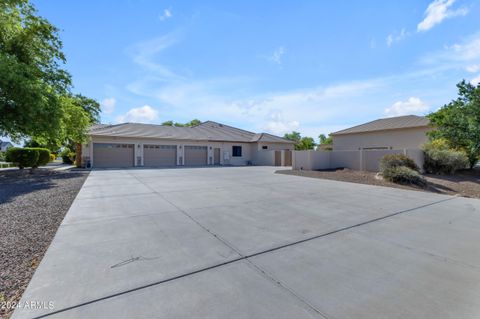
[88,121,294,144]
[331,115,430,135]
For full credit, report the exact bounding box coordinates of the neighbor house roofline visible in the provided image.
[331,115,431,136]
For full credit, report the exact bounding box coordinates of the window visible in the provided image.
[232,146,242,157]
[262,145,268,150]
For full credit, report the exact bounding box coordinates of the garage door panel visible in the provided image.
[185,146,207,166]
[93,143,134,168]
[144,145,177,166]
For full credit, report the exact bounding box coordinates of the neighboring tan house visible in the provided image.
[0,140,13,152]
[81,121,295,168]
[331,115,431,151]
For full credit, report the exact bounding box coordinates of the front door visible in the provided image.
[214,148,220,165]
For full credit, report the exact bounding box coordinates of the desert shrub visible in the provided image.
[382,166,427,187]
[423,148,468,174]
[5,147,39,169]
[379,153,419,172]
[50,153,56,162]
[30,148,50,167]
[60,149,75,164]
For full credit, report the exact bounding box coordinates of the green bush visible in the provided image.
[382,166,427,187]
[379,153,419,172]
[60,149,75,164]
[5,147,39,169]
[30,148,50,167]
[0,151,5,162]
[423,148,468,175]
[50,153,56,162]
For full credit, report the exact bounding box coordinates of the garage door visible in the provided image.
[144,145,177,166]
[93,143,134,168]
[184,146,207,166]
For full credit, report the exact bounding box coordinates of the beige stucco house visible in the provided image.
[81,121,294,168]
[331,115,431,151]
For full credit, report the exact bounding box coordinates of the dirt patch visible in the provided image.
[277,168,480,198]
[0,169,89,318]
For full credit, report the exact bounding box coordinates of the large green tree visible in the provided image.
[0,0,99,150]
[318,134,332,145]
[0,0,70,140]
[428,80,480,168]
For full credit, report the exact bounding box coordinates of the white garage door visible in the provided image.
[184,146,207,166]
[144,145,177,166]
[93,143,134,168]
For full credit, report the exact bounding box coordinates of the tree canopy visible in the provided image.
[319,134,333,145]
[284,131,317,150]
[161,119,202,127]
[427,80,480,168]
[0,0,99,149]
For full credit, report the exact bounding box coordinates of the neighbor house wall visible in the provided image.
[332,127,431,151]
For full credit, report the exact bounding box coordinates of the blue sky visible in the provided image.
[32,0,480,140]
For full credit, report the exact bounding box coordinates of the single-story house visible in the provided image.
[0,140,13,152]
[81,121,295,168]
[331,115,431,151]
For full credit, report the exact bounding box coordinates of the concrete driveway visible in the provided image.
[13,167,480,319]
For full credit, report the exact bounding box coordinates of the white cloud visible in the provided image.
[264,120,300,136]
[466,64,480,73]
[384,97,429,117]
[470,74,480,85]
[100,98,116,114]
[417,0,468,32]
[420,32,480,70]
[159,9,172,21]
[115,105,159,123]
[386,29,408,47]
[268,47,286,65]
[130,32,184,80]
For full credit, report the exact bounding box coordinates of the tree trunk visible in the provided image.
[75,143,82,168]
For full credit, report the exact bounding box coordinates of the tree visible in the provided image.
[297,137,316,150]
[284,131,316,150]
[283,131,301,143]
[427,80,480,169]
[319,134,332,145]
[161,120,174,126]
[0,0,71,141]
[162,119,202,127]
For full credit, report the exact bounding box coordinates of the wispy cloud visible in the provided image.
[466,64,480,73]
[129,32,184,81]
[384,97,429,117]
[470,75,480,85]
[159,8,172,21]
[420,32,480,66]
[386,29,408,47]
[100,98,116,114]
[115,105,159,123]
[417,0,468,32]
[267,46,286,65]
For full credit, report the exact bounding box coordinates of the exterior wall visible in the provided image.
[332,127,431,151]
[254,142,293,151]
[293,149,424,172]
[83,136,290,167]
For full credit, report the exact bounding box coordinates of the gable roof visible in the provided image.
[1,141,13,148]
[88,121,294,144]
[331,115,430,136]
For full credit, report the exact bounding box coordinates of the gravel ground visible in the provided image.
[0,169,88,319]
[277,168,480,198]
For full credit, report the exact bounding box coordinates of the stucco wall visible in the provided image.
[293,149,424,172]
[332,127,431,150]
[254,142,293,151]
